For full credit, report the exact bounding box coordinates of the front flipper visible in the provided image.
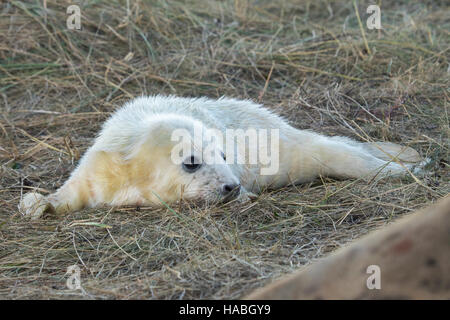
[19,192,56,220]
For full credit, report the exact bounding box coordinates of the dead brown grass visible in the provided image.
[0,0,448,299]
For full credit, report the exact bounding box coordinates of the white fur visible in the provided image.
[19,95,425,218]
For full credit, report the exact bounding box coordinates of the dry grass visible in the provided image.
[0,0,449,299]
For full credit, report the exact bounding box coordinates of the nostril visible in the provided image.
[222,183,240,195]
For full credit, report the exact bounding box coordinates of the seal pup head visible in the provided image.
[96,114,241,206]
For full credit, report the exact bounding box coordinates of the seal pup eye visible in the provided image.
[182,155,202,173]
[221,151,226,161]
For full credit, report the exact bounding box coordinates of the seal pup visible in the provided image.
[20,95,425,219]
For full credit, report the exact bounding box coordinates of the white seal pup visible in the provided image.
[20,95,425,219]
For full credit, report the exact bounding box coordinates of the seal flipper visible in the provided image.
[19,192,56,220]
[361,142,422,163]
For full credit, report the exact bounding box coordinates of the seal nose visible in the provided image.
[221,183,241,197]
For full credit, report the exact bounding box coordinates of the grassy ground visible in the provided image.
[0,0,448,299]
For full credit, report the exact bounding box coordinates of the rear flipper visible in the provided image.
[315,138,427,180]
[362,142,421,163]
[361,142,429,176]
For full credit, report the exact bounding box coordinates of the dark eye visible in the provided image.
[182,155,202,173]
[221,151,226,161]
